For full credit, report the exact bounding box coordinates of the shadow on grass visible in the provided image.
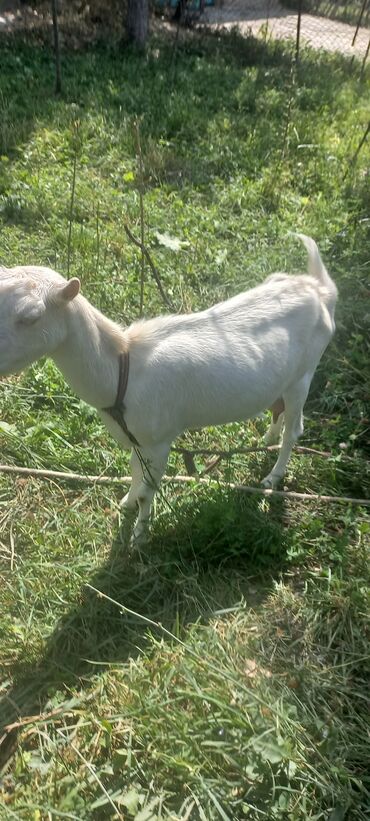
[0,23,359,174]
[0,486,291,765]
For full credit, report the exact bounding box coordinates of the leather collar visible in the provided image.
[103,351,139,447]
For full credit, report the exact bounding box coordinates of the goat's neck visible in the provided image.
[52,296,125,409]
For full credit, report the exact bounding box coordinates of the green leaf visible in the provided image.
[155,231,183,252]
[98,718,113,734]
[119,788,141,815]
[251,735,291,764]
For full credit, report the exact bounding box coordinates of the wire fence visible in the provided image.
[200,0,370,64]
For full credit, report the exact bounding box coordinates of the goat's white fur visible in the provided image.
[0,235,337,541]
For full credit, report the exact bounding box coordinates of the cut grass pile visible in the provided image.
[0,23,369,820]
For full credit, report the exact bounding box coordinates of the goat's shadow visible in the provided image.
[0,482,291,765]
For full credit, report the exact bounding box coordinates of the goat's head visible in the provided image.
[0,267,80,376]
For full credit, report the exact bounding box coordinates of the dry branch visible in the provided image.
[133,120,146,316]
[0,463,368,506]
[174,444,341,459]
[344,120,370,179]
[51,0,62,93]
[124,224,174,311]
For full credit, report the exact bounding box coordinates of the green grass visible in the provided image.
[0,24,369,820]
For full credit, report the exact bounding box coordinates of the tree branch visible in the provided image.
[124,224,174,311]
[0,463,368,506]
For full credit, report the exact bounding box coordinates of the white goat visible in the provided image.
[0,235,337,541]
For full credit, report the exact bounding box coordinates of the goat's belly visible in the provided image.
[130,347,309,443]
[168,373,286,433]
[180,392,272,430]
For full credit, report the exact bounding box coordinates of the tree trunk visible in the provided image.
[127,0,149,47]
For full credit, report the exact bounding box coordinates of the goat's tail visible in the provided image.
[294,232,338,312]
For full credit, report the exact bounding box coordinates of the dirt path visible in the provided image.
[201,0,370,59]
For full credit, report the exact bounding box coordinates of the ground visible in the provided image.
[200,0,370,57]
[1,0,370,58]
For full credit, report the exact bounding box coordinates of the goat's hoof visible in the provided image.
[130,524,150,549]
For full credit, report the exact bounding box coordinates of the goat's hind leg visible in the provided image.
[261,374,312,489]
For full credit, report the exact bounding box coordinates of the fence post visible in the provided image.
[295,0,303,63]
[51,0,62,94]
[352,0,368,47]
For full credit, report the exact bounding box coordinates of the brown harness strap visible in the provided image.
[103,350,140,447]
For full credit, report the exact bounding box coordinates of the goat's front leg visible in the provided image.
[127,442,170,544]
[121,448,143,511]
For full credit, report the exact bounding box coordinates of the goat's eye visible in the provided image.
[15,303,45,325]
[16,314,40,326]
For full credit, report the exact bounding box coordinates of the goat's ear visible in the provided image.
[15,297,46,326]
[60,278,80,302]
[51,278,81,305]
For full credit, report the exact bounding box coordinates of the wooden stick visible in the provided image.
[124,224,174,311]
[295,0,302,63]
[0,463,368,506]
[344,120,370,180]
[51,0,62,94]
[174,444,348,459]
[0,464,123,485]
[134,120,146,317]
[67,121,80,278]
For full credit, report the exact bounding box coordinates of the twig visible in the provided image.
[4,705,75,734]
[96,202,100,277]
[9,524,15,571]
[51,0,62,94]
[67,122,80,278]
[199,455,223,476]
[56,729,123,819]
[0,463,368,506]
[0,464,122,484]
[124,223,174,310]
[134,120,146,316]
[174,444,341,459]
[295,0,302,63]
[344,120,370,180]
